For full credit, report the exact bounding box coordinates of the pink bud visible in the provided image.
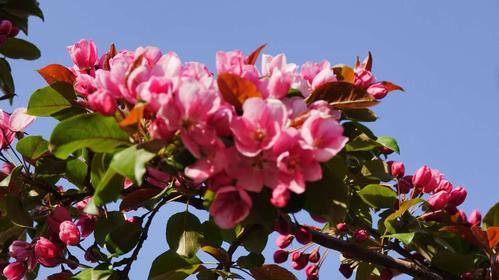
[74,74,96,96]
[367,82,388,99]
[8,240,31,261]
[275,234,294,249]
[468,210,482,226]
[59,221,81,245]
[273,249,289,263]
[336,223,347,232]
[423,169,442,193]
[388,161,405,178]
[0,20,12,35]
[270,185,290,208]
[458,210,468,225]
[2,163,14,174]
[67,39,98,69]
[295,226,312,245]
[427,191,450,211]
[339,263,353,278]
[354,69,375,88]
[397,176,413,194]
[3,261,26,280]
[47,207,71,235]
[412,165,432,190]
[353,229,369,243]
[290,252,308,270]
[449,186,467,206]
[305,264,319,278]
[434,179,453,193]
[308,249,320,263]
[34,237,61,267]
[88,89,118,116]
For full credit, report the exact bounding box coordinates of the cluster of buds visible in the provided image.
[0,20,20,44]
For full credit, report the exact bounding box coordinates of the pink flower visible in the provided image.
[59,221,81,245]
[225,148,278,192]
[215,50,260,84]
[231,98,287,157]
[209,186,252,229]
[388,161,405,178]
[273,128,322,194]
[2,163,14,174]
[184,145,227,183]
[468,210,482,226]
[275,234,294,249]
[301,61,331,84]
[267,69,292,99]
[135,46,162,65]
[311,69,337,91]
[354,68,375,88]
[67,39,98,70]
[34,237,61,267]
[2,261,26,280]
[74,73,97,96]
[270,184,291,208]
[47,207,71,235]
[412,165,432,190]
[262,54,296,77]
[0,110,14,148]
[88,89,118,116]
[9,241,32,262]
[427,191,450,211]
[299,111,347,162]
[367,82,388,99]
[434,179,453,193]
[449,186,467,206]
[9,108,35,132]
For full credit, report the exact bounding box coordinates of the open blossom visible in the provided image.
[209,186,252,229]
[87,89,118,116]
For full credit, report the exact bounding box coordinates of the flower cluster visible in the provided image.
[64,39,405,229]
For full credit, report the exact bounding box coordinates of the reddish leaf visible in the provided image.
[120,103,145,127]
[486,226,499,250]
[247,43,267,65]
[217,73,262,109]
[440,225,482,248]
[37,64,76,85]
[250,264,298,280]
[201,246,230,268]
[306,82,379,109]
[124,54,145,86]
[470,225,490,250]
[119,188,161,212]
[355,52,373,71]
[380,81,404,92]
[101,43,118,71]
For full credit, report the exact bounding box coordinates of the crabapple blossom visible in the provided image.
[67,39,98,70]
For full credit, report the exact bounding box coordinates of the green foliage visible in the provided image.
[483,202,499,228]
[166,212,203,258]
[16,136,48,160]
[148,250,201,280]
[376,136,400,154]
[0,38,40,60]
[105,222,142,256]
[5,196,32,228]
[357,184,397,209]
[27,82,75,116]
[109,145,155,185]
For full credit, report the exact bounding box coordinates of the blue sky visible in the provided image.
[5,0,499,279]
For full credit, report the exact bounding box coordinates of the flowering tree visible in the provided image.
[0,22,498,280]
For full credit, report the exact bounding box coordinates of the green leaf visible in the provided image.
[242,227,268,253]
[110,145,155,185]
[94,211,125,246]
[0,166,22,187]
[346,133,381,152]
[361,160,393,182]
[376,136,400,154]
[105,222,142,255]
[343,108,378,122]
[5,196,33,228]
[50,113,130,159]
[384,198,424,234]
[0,38,40,60]
[201,220,223,247]
[92,168,124,206]
[148,250,201,280]
[27,82,75,116]
[483,202,499,228]
[201,246,230,267]
[0,58,14,101]
[66,158,87,188]
[357,184,397,209]
[237,253,265,269]
[383,232,416,245]
[304,162,349,224]
[166,212,203,258]
[431,251,475,275]
[2,0,44,19]
[16,136,48,160]
[69,267,114,280]
[250,264,298,280]
[355,262,374,280]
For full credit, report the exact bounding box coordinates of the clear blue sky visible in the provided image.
[5,0,499,279]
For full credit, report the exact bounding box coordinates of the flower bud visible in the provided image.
[412,165,432,190]
[388,161,405,178]
[275,234,294,249]
[0,20,12,36]
[308,248,320,263]
[8,240,31,261]
[67,39,98,69]
[34,237,61,267]
[270,185,290,208]
[339,263,353,278]
[448,186,467,206]
[305,264,319,278]
[354,69,375,88]
[353,229,369,243]
[397,176,413,194]
[59,221,81,246]
[291,252,309,270]
[468,209,482,226]
[367,82,388,99]
[336,223,347,232]
[423,169,441,193]
[427,191,450,211]
[47,206,71,235]
[3,261,26,280]
[295,226,312,245]
[434,179,453,193]
[273,249,289,263]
